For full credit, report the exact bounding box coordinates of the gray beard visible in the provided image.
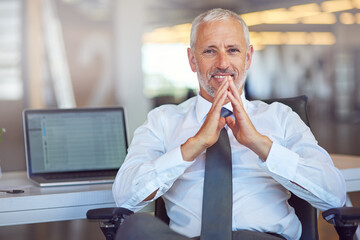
[197,70,247,98]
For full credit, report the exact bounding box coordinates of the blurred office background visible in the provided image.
[0,0,360,239]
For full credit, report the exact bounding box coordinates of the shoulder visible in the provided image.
[247,99,293,117]
[132,97,197,140]
[148,96,197,120]
[247,98,306,130]
[248,98,311,138]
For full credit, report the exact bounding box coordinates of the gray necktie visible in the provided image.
[200,108,232,240]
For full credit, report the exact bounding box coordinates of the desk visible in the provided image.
[0,171,153,227]
[331,153,360,193]
[331,154,360,240]
[1,155,359,227]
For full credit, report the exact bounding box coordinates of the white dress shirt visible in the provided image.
[113,94,346,240]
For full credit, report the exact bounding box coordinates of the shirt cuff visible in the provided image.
[153,146,194,182]
[260,142,300,181]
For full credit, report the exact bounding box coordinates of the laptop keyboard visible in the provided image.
[43,171,115,180]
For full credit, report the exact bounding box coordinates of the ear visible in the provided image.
[245,45,254,70]
[187,48,197,72]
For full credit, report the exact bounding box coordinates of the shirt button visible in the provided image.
[167,173,172,178]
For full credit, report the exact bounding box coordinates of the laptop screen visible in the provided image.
[23,107,128,174]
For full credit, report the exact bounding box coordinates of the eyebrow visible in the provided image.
[201,44,243,53]
[205,44,241,49]
[206,45,217,49]
[226,44,241,49]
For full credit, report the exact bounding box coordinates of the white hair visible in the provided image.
[190,8,250,50]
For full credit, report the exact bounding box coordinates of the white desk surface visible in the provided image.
[331,153,360,192]
[0,154,359,227]
[0,171,116,226]
[0,171,153,227]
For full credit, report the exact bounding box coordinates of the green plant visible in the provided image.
[0,128,5,143]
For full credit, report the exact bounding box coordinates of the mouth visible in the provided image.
[212,74,234,83]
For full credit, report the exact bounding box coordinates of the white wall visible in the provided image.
[114,0,151,141]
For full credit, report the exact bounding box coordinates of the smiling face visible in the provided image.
[187,18,253,102]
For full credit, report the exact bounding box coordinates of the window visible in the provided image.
[0,0,22,100]
[142,43,198,99]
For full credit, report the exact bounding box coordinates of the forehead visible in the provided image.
[195,18,246,48]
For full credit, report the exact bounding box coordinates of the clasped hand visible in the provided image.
[181,79,272,162]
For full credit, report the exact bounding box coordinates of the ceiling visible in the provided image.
[57,0,360,37]
[143,0,321,30]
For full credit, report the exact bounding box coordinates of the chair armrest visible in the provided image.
[87,208,134,240]
[87,207,134,221]
[322,207,360,226]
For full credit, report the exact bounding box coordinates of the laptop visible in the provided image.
[22,107,128,187]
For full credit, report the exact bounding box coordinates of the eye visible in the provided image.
[228,48,240,54]
[203,49,215,54]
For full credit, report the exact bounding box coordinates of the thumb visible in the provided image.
[225,116,236,132]
[217,117,226,131]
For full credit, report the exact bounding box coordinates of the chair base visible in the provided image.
[335,225,358,240]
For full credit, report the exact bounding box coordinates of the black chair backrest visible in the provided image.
[155,95,318,240]
[263,95,318,240]
[155,196,169,224]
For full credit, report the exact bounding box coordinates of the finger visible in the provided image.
[218,116,226,131]
[214,79,229,103]
[227,90,243,114]
[227,94,250,130]
[227,80,246,108]
[228,82,246,114]
[210,93,227,119]
[211,80,229,112]
[203,81,229,133]
[228,79,242,100]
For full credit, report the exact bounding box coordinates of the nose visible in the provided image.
[215,52,230,70]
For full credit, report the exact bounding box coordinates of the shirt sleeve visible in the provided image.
[258,105,346,211]
[112,108,193,212]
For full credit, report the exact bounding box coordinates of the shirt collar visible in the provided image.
[195,91,248,123]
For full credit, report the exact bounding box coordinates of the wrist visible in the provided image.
[181,136,207,162]
[248,134,273,161]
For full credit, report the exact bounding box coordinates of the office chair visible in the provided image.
[87,95,360,240]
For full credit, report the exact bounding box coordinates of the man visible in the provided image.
[113,8,346,240]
